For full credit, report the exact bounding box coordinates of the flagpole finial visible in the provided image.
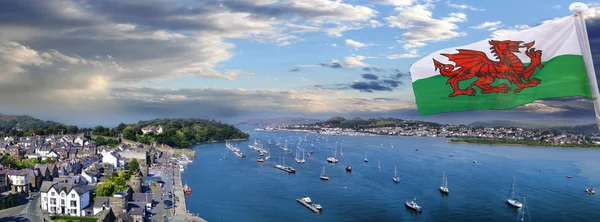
[569,2,589,13]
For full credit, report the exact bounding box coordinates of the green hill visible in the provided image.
[120,118,249,148]
[0,114,78,136]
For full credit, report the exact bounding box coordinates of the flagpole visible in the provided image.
[570,2,600,131]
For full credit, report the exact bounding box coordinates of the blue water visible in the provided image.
[182,127,600,222]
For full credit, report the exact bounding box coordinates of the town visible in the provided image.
[0,130,205,222]
[262,121,600,147]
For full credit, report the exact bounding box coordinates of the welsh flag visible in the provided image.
[410,15,594,115]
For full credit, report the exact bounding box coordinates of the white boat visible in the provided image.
[320,167,329,180]
[265,148,271,160]
[405,198,422,212]
[392,166,400,183]
[473,160,477,163]
[439,171,449,193]
[326,144,338,163]
[179,165,184,172]
[377,159,380,169]
[295,149,305,164]
[507,175,523,208]
[364,151,368,163]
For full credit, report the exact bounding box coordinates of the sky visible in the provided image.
[1,0,600,127]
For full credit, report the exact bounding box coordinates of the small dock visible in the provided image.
[296,198,321,214]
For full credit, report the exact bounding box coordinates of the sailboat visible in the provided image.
[339,145,343,156]
[516,197,528,222]
[377,159,380,169]
[320,167,329,180]
[439,171,449,194]
[326,144,338,163]
[265,148,271,160]
[392,166,400,183]
[295,148,305,164]
[507,175,523,208]
[364,151,368,163]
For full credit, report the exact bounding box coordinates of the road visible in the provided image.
[150,157,175,222]
[0,192,44,222]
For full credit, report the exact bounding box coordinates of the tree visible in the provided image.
[96,181,116,196]
[125,159,140,173]
[123,126,136,141]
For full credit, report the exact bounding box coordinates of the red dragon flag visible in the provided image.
[409,14,597,116]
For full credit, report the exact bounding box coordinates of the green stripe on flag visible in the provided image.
[412,54,593,115]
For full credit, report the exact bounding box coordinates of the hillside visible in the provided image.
[121,118,249,148]
[469,120,551,128]
[316,116,443,129]
[545,124,598,134]
[237,117,322,126]
[0,114,78,136]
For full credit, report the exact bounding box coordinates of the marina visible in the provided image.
[185,127,600,222]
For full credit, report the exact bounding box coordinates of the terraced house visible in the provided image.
[40,181,93,216]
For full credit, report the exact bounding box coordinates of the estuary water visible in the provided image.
[182,127,600,222]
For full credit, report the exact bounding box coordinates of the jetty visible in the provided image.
[173,166,206,222]
[296,197,322,214]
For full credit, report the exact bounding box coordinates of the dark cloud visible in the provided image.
[587,17,600,77]
[289,67,301,72]
[350,81,395,92]
[362,67,384,72]
[361,73,379,80]
[318,62,343,68]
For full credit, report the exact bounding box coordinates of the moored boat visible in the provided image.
[405,198,422,212]
[183,184,192,194]
[586,188,596,194]
[257,158,264,163]
[507,175,523,208]
[439,171,449,194]
[345,165,352,172]
[320,167,329,180]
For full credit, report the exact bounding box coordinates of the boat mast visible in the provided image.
[509,175,517,199]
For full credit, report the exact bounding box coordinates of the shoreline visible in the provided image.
[261,128,600,149]
[447,140,600,148]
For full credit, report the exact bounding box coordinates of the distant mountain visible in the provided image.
[545,124,598,134]
[236,117,322,126]
[318,116,443,129]
[469,120,552,128]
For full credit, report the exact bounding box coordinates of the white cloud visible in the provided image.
[345,39,373,48]
[470,21,502,30]
[341,55,368,67]
[553,5,561,9]
[387,50,419,59]
[385,3,467,49]
[331,43,337,47]
[446,1,484,11]
[370,0,417,6]
[490,25,531,38]
[369,20,384,28]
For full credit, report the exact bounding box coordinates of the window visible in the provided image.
[51,192,55,196]
[51,207,56,213]
[71,194,75,198]
[61,193,65,197]
[43,197,47,202]
[50,198,56,205]
[61,200,65,206]
[70,201,76,207]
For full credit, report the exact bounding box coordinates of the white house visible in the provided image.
[74,137,89,146]
[80,171,97,184]
[44,150,59,160]
[141,125,163,134]
[7,170,29,193]
[40,181,92,216]
[102,152,125,168]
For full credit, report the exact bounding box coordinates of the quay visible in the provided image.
[296,198,321,214]
[274,165,296,173]
[173,166,207,222]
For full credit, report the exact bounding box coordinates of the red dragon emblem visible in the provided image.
[433,40,544,97]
